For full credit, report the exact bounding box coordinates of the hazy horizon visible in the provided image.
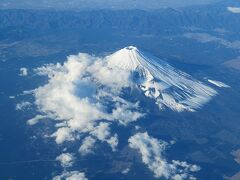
[0,0,221,10]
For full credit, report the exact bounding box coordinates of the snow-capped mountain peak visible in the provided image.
[107,46,145,71]
[106,46,217,112]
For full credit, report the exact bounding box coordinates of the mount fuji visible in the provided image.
[105,46,217,112]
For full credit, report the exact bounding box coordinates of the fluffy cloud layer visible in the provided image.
[19,67,28,76]
[27,115,46,126]
[128,132,200,179]
[90,122,118,151]
[56,153,75,167]
[33,53,143,146]
[79,136,96,156]
[53,171,87,180]
[16,101,31,111]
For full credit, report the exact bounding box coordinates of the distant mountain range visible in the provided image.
[0,0,240,67]
[0,0,221,10]
[0,2,240,34]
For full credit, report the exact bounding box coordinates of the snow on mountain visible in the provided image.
[106,46,217,112]
[208,79,230,88]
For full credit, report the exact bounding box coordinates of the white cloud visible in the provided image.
[79,136,96,156]
[111,102,144,125]
[27,115,45,126]
[90,122,118,151]
[106,134,119,151]
[128,132,200,179]
[51,127,75,144]
[172,160,201,172]
[56,153,75,167]
[53,171,87,180]
[90,122,111,141]
[122,168,130,174]
[227,7,240,13]
[128,132,170,178]
[34,63,63,77]
[88,60,131,92]
[19,67,28,76]
[16,101,31,111]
